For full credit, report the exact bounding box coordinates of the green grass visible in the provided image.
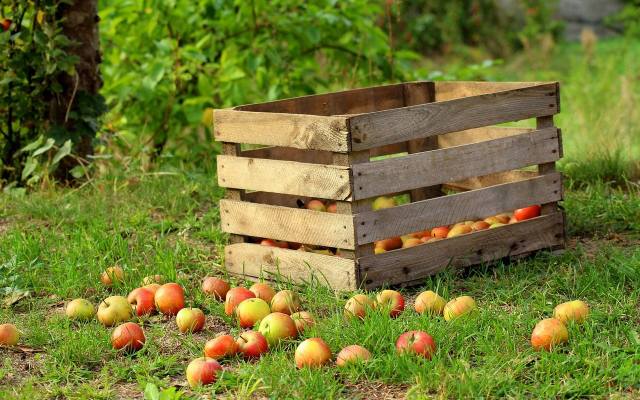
[1,172,639,399]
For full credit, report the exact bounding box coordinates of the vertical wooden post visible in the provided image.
[222,142,246,244]
[536,116,560,215]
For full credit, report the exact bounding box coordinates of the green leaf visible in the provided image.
[33,138,55,156]
[21,158,39,180]
[20,136,44,153]
[70,165,85,179]
[52,140,72,165]
[144,383,160,400]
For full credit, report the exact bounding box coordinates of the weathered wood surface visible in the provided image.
[217,155,351,200]
[348,82,559,151]
[243,191,310,208]
[434,81,549,101]
[214,109,349,152]
[219,199,355,249]
[443,170,538,192]
[222,143,246,244]
[438,126,533,148]
[241,146,333,164]
[225,243,357,290]
[358,212,565,288]
[351,127,561,199]
[354,172,562,243]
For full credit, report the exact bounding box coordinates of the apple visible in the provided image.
[111,322,145,353]
[236,330,269,358]
[431,226,450,239]
[224,287,255,316]
[65,298,95,321]
[375,290,405,318]
[414,291,446,315]
[489,222,507,229]
[372,196,396,211]
[508,215,518,224]
[375,237,403,251]
[402,238,423,248]
[202,277,230,301]
[295,338,332,368]
[176,308,206,333]
[97,296,133,327]
[250,283,276,303]
[447,224,472,238]
[260,239,289,248]
[270,290,301,315]
[155,283,185,316]
[291,311,315,333]
[258,312,297,346]
[306,199,326,212]
[396,330,436,359]
[484,214,511,225]
[514,205,541,221]
[553,300,589,324]
[0,323,19,346]
[443,296,476,321]
[470,221,490,231]
[336,345,372,367]
[186,357,222,388]
[204,334,239,359]
[374,247,386,255]
[326,202,338,213]
[235,298,271,328]
[1,19,11,32]
[100,266,124,286]
[344,294,375,320]
[142,274,164,285]
[143,283,161,296]
[127,288,156,316]
[531,318,568,351]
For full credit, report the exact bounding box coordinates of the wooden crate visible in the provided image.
[214,81,565,290]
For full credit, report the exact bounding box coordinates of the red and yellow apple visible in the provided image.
[471,221,490,231]
[143,283,161,296]
[447,224,472,238]
[100,266,124,286]
[402,238,423,248]
[484,214,510,225]
[236,330,269,358]
[336,345,371,367]
[326,202,338,213]
[260,239,289,248]
[531,318,568,351]
[202,277,230,301]
[111,322,145,353]
[306,199,326,212]
[414,291,446,315]
[270,290,301,315]
[291,311,315,333]
[155,283,185,316]
[204,334,239,359]
[65,298,95,321]
[431,226,450,239]
[127,287,156,316]
[514,205,541,221]
[0,323,19,346]
[142,274,164,285]
[443,296,476,321]
[186,357,222,388]
[224,287,255,316]
[258,312,297,346]
[344,294,375,320]
[176,308,206,333]
[396,330,436,359]
[376,290,405,318]
[375,237,403,252]
[235,298,271,328]
[295,338,332,368]
[249,282,276,303]
[97,296,133,327]
[553,300,589,324]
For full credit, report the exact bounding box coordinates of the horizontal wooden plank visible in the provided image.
[434,81,549,101]
[241,146,333,164]
[358,212,565,288]
[217,155,351,200]
[352,127,560,199]
[354,172,562,244]
[369,142,408,158]
[243,191,310,208]
[443,170,538,192]
[214,109,349,152]
[220,199,355,249]
[225,243,357,290]
[438,126,534,148]
[349,82,559,151]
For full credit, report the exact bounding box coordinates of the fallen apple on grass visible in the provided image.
[204,335,239,359]
[258,312,297,346]
[127,288,156,316]
[236,330,269,358]
[202,277,230,301]
[376,290,405,318]
[100,266,124,286]
[443,296,477,321]
[553,300,589,324]
[225,287,255,316]
[514,205,541,221]
[176,308,206,333]
[97,296,133,327]
[111,322,145,353]
[65,298,95,321]
[336,345,371,367]
[143,283,161,296]
[235,298,271,328]
[155,283,185,316]
[142,274,164,285]
[414,291,446,316]
[531,318,568,351]
[396,330,436,359]
[186,357,222,388]
[270,290,301,315]
[295,338,332,368]
[344,294,375,320]
[291,311,315,333]
[0,323,19,346]
[249,282,276,303]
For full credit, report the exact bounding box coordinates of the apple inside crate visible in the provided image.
[215,81,565,290]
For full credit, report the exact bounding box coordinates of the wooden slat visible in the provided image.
[438,126,534,148]
[348,82,559,151]
[351,127,560,200]
[354,172,562,244]
[358,212,565,288]
[214,109,349,152]
[444,170,538,192]
[220,199,355,249]
[217,156,351,200]
[241,146,333,164]
[225,243,357,290]
[369,142,408,158]
[434,81,548,101]
[222,143,246,244]
[243,192,309,208]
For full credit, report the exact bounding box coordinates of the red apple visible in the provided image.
[204,335,239,359]
[97,296,133,327]
[258,312,297,346]
[295,338,332,368]
[235,298,271,328]
[375,290,405,318]
[127,288,156,316]
[514,205,541,221]
[306,199,326,212]
[470,221,491,231]
[531,318,568,351]
[185,357,222,388]
[291,311,315,333]
[155,283,185,316]
[236,330,269,358]
[100,266,124,286]
[553,300,589,324]
[344,294,374,320]
[249,282,276,303]
[202,277,230,301]
[414,291,446,315]
[65,298,95,321]
[443,296,477,321]
[374,237,403,252]
[176,308,206,333]
[431,226,450,239]
[260,239,289,248]
[224,287,255,316]
[336,345,372,367]
[326,202,338,213]
[396,330,436,359]
[143,283,161,296]
[111,322,145,353]
[0,323,19,346]
[270,290,301,315]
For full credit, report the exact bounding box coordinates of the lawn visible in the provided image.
[1,38,639,399]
